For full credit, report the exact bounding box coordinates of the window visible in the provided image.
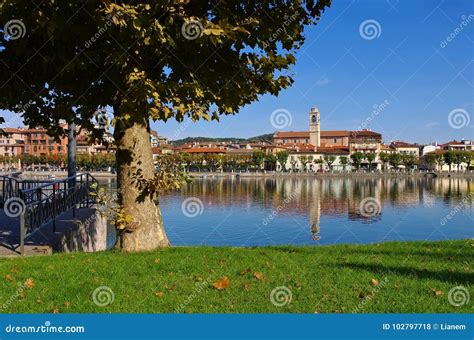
[334,139,337,143]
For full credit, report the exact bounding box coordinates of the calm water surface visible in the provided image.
[100,177,473,247]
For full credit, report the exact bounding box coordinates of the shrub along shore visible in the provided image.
[0,240,471,313]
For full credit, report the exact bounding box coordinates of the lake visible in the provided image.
[100,176,473,247]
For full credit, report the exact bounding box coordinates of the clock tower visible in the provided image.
[309,107,320,147]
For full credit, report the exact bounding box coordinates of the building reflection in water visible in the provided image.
[176,176,472,242]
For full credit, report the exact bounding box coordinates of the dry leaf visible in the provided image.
[154,258,161,264]
[253,272,264,281]
[24,278,35,289]
[430,288,444,296]
[64,301,71,307]
[4,274,13,282]
[243,282,250,290]
[212,276,230,290]
[154,291,164,297]
[52,308,60,314]
[240,268,251,276]
[371,279,379,286]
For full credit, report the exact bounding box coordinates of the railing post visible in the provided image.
[19,211,25,256]
[52,184,56,232]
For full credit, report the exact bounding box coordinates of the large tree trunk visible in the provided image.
[113,109,169,251]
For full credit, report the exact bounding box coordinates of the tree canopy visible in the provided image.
[1,0,330,134]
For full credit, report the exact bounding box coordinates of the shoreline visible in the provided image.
[9,170,474,179]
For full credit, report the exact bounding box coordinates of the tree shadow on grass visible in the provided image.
[332,262,473,285]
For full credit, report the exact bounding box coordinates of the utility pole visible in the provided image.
[67,122,77,188]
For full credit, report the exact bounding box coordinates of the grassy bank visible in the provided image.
[0,240,472,313]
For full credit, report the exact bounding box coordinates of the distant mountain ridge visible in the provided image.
[171,133,274,146]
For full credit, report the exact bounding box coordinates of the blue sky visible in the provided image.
[1,0,473,144]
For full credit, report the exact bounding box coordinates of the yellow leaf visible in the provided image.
[370,279,379,286]
[212,276,230,290]
[154,291,164,297]
[253,272,264,281]
[24,278,35,289]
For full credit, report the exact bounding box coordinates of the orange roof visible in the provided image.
[2,127,24,133]
[321,130,350,137]
[184,147,226,154]
[274,131,309,138]
[391,141,418,148]
[152,147,162,154]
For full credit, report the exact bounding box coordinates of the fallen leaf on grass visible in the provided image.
[154,258,161,264]
[430,288,443,296]
[243,282,250,291]
[24,278,35,289]
[63,301,71,307]
[154,291,164,297]
[4,274,13,282]
[52,308,60,314]
[253,272,264,281]
[240,268,251,276]
[371,279,379,286]
[212,276,230,290]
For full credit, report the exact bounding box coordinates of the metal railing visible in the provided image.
[0,173,53,208]
[17,173,98,255]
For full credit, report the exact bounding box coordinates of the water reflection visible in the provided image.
[100,176,473,246]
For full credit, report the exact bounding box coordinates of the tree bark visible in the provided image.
[113,108,169,251]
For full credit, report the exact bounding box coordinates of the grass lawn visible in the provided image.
[0,239,472,313]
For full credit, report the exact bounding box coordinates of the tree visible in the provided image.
[350,152,364,171]
[265,153,277,171]
[365,152,376,171]
[323,155,336,171]
[379,152,389,171]
[0,1,331,251]
[444,151,456,172]
[389,153,402,170]
[276,151,289,172]
[339,156,348,171]
[401,154,417,171]
[252,151,265,172]
[424,153,437,171]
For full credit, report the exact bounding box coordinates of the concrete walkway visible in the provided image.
[0,208,96,257]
